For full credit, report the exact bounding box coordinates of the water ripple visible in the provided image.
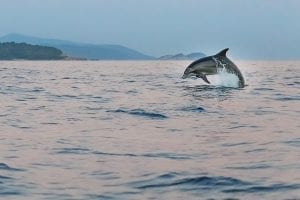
[0,163,24,171]
[0,175,13,180]
[93,151,190,160]
[223,183,300,193]
[128,173,300,196]
[1,61,299,199]
[283,138,300,147]
[107,109,168,119]
[53,147,191,160]
[180,106,206,112]
[54,147,90,154]
[129,174,251,190]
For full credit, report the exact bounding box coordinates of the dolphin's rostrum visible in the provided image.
[182,48,245,88]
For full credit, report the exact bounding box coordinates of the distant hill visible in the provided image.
[54,44,154,60]
[0,33,154,60]
[0,42,64,60]
[158,52,206,60]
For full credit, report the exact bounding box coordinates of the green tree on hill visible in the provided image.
[0,42,64,60]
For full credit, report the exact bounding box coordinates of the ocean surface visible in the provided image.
[0,60,299,200]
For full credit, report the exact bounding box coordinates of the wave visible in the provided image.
[283,138,300,147]
[133,175,250,189]
[107,109,168,119]
[53,147,190,160]
[0,175,13,180]
[226,164,271,170]
[274,96,300,101]
[223,183,300,193]
[94,151,190,160]
[180,106,206,112]
[0,191,22,196]
[128,173,300,195]
[0,163,24,171]
[54,147,90,154]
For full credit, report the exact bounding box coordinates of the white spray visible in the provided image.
[210,57,240,88]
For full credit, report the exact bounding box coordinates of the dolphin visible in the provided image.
[182,48,245,88]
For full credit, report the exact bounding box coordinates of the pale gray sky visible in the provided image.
[1,0,300,59]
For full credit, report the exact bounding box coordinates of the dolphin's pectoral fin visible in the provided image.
[196,74,210,84]
[201,75,211,84]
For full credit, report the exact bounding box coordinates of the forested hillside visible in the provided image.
[0,42,64,60]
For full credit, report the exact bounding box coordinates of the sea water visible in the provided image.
[0,60,299,199]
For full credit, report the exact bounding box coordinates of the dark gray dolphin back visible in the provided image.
[186,48,228,69]
[185,55,213,70]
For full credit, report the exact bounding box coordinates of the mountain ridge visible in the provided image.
[0,33,206,60]
[0,33,154,60]
[158,52,206,60]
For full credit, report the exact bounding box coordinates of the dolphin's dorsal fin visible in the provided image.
[215,48,229,57]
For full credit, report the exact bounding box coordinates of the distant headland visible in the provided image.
[0,33,206,60]
[0,42,66,60]
[158,52,206,60]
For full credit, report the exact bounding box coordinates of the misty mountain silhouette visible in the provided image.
[158,52,206,60]
[0,33,154,60]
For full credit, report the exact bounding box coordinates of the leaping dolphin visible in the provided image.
[182,48,245,88]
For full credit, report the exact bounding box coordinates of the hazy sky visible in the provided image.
[1,0,300,59]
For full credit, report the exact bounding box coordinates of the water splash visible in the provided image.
[211,57,240,88]
[214,67,240,88]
